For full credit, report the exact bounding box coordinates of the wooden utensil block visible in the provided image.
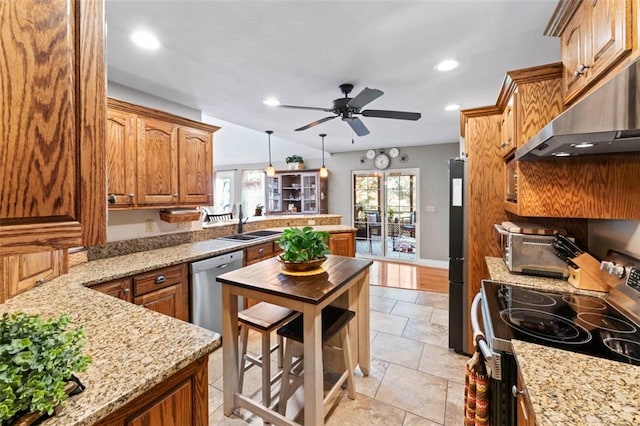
[568,253,608,293]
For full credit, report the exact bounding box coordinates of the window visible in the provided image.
[213,170,234,213]
[241,170,265,215]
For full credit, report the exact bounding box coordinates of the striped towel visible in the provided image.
[464,345,489,426]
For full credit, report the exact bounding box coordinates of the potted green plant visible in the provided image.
[0,312,92,425]
[285,155,304,170]
[275,227,330,271]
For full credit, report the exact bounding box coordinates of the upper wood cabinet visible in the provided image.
[1,250,67,303]
[499,93,516,157]
[0,0,106,255]
[550,0,633,102]
[106,98,219,210]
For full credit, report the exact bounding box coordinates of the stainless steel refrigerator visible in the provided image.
[448,158,468,354]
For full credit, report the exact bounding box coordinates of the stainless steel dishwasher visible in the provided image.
[190,250,244,335]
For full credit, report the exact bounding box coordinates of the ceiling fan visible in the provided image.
[279,83,421,137]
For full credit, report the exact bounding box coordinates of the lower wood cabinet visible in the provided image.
[516,367,534,426]
[328,232,356,257]
[0,249,67,303]
[244,241,276,266]
[89,264,188,321]
[95,355,209,426]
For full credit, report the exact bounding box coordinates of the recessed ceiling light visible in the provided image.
[445,103,460,111]
[573,142,595,148]
[263,97,281,107]
[435,59,460,72]
[131,30,160,49]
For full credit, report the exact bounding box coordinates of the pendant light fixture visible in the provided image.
[319,133,328,178]
[265,130,275,177]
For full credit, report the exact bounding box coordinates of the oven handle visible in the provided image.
[471,292,502,380]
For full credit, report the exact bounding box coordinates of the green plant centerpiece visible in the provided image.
[276,227,330,272]
[0,312,92,424]
[285,154,304,170]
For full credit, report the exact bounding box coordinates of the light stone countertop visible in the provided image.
[0,223,355,425]
[485,256,605,297]
[512,340,640,426]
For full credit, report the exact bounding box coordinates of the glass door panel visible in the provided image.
[301,173,318,213]
[266,175,281,213]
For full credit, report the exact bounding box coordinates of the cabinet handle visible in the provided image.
[173,193,178,198]
[511,385,525,398]
[36,278,46,285]
[155,275,167,284]
[258,248,265,254]
[107,194,116,204]
[574,63,590,76]
[500,142,508,148]
[123,288,130,293]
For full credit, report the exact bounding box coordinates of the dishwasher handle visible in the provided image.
[471,292,502,380]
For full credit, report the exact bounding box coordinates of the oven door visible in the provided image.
[472,292,518,425]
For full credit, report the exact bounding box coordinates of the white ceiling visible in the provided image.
[105,0,561,156]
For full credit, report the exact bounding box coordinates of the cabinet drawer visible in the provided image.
[245,242,274,265]
[134,264,184,297]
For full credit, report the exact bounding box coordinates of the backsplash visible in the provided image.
[588,219,640,259]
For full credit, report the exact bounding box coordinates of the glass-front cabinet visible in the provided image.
[265,170,328,214]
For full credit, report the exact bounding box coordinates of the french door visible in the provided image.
[352,169,419,261]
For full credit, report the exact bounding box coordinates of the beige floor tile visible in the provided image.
[370,330,378,343]
[371,332,423,369]
[325,392,407,426]
[369,284,387,297]
[370,310,408,336]
[370,295,398,314]
[208,384,224,415]
[208,347,224,384]
[208,404,264,425]
[444,381,465,425]
[375,364,448,424]
[353,357,390,398]
[403,412,443,425]
[415,292,449,310]
[403,318,449,348]
[383,287,419,303]
[430,308,449,327]
[417,343,468,384]
[391,301,434,322]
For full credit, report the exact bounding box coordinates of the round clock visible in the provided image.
[389,147,400,158]
[366,149,376,159]
[374,153,390,170]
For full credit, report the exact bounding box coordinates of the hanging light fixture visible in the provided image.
[265,130,275,176]
[319,133,328,178]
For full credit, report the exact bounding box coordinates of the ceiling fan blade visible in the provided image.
[294,115,337,131]
[347,87,384,110]
[279,104,333,113]
[361,109,421,120]
[345,117,370,136]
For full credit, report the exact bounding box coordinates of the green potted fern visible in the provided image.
[275,227,330,271]
[285,155,304,170]
[0,312,91,425]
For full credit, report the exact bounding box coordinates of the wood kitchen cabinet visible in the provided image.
[329,232,356,257]
[550,0,633,103]
[0,250,67,303]
[89,264,188,321]
[266,170,328,214]
[244,241,276,266]
[499,94,516,157]
[106,98,219,210]
[515,367,535,426]
[94,355,209,426]
[0,0,106,255]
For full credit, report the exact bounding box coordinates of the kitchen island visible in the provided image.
[218,255,372,425]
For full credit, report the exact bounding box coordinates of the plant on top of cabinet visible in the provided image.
[286,155,305,170]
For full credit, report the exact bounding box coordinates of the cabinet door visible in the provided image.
[0,0,106,254]
[329,232,355,257]
[127,380,194,426]
[107,108,137,208]
[136,117,178,205]
[499,95,515,156]
[516,368,534,426]
[134,285,188,321]
[301,173,319,213]
[1,250,66,302]
[561,3,589,101]
[588,0,631,79]
[266,175,282,213]
[89,278,133,303]
[178,127,212,206]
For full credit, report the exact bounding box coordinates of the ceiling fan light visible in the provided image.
[435,59,459,72]
[263,97,280,107]
[445,103,460,111]
[131,30,160,49]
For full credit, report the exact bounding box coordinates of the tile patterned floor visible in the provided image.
[208,284,469,425]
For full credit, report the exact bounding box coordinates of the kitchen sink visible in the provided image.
[217,230,282,242]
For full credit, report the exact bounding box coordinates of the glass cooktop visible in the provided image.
[482,281,640,366]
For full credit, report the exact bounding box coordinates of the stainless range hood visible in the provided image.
[515,59,640,161]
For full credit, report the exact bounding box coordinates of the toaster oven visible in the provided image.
[494,224,569,279]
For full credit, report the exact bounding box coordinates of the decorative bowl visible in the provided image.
[276,255,326,272]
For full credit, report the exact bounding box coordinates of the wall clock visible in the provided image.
[366,149,376,159]
[374,153,390,169]
[389,147,400,158]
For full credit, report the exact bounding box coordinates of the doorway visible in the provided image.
[352,169,419,261]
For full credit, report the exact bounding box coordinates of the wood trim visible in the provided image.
[544,0,583,36]
[496,63,564,109]
[108,98,220,134]
[459,106,501,137]
[78,0,106,247]
[0,222,82,256]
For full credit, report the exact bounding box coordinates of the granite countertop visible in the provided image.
[0,223,355,424]
[485,256,605,297]
[512,340,640,425]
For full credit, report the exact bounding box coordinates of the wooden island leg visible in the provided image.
[303,304,324,425]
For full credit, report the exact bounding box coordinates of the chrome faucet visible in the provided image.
[237,204,249,233]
